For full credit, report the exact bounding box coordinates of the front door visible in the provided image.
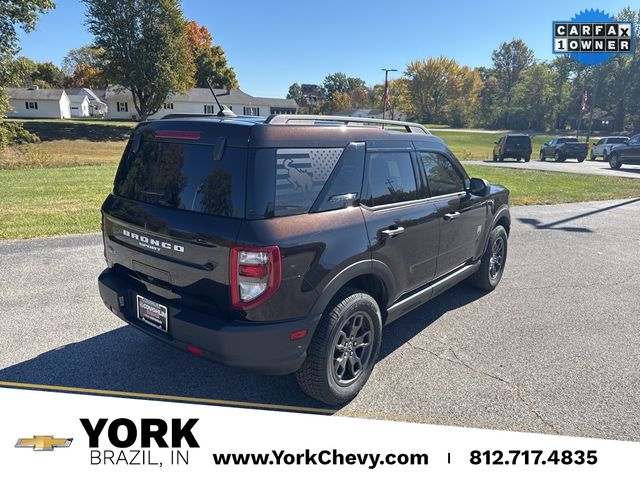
[417,151,488,278]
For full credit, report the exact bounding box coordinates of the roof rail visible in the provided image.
[264,114,430,135]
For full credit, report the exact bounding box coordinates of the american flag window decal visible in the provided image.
[275,148,344,216]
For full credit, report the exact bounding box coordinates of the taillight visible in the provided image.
[230,246,281,309]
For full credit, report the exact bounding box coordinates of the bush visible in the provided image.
[0,121,40,150]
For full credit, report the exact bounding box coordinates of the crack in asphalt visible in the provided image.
[397,333,561,434]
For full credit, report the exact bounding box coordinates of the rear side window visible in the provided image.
[366,152,417,206]
[114,136,246,218]
[607,137,627,144]
[274,148,344,216]
[419,152,465,197]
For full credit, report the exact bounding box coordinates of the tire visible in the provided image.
[498,155,504,162]
[554,152,563,162]
[467,225,508,291]
[603,151,608,162]
[609,153,622,170]
[296,289,382,405]
[492,154,497,162]
[524,156,530,162]
[578,156,585,163]
[539,151,545,161]
[590,152,595,161]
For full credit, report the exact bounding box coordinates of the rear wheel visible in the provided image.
[492,153,497,162]
[609,153,622,170]
[539,151,545,161]
[296,290,382,405]
[603,151,608,162]
[524,156,530,162]
[468,225,508,291]
[554,152,563,162]
[578,156,585,163]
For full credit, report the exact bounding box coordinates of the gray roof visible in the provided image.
[67,94,89,103]
[66,88,106,105]
[7,88,66,100]
[105,86,297,108]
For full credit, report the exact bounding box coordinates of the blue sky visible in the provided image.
[18,0,633,97]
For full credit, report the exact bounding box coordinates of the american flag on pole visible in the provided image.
[581,90,588,111]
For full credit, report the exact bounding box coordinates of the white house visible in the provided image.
[5,87,71,119]
[66,88,108,116]
[104,86,297,120]
[68,94,90,117]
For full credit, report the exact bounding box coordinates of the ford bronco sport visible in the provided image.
[98,114,511,405]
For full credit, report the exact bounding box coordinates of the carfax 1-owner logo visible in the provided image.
[553,9,634,64]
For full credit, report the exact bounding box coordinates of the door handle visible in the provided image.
[443,212,461,221]
[381,226,405,237]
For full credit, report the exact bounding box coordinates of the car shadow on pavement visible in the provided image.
[517,197,640,232]
[0,284,486,412]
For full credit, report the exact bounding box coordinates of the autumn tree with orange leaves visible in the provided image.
[186,20,238,89]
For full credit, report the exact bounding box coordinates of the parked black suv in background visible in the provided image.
[493,134,532,162]
[98,115,511,405]
[608,133,640,169]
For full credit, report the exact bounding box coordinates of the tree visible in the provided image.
[70,63,103,88]
[5,56,38,87]
[510,63,557,130]
[31,62,66,87]
[185,20,238,89]
[491,39,534,127]
[83,0,195,120]
[405,56,480,125]
[61,45,104,75]
[286,83,303,104]
[329,91,352,112]
[322,72,350,98]
[0,0,53,149]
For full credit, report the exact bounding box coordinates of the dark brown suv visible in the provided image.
[98,114,511,405]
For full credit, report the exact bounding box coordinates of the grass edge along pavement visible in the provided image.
[1,163,639,240]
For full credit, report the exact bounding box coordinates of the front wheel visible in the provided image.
[539,151,545,161]
[296,290,382,405]
[603,151,608,162]
[590,152,596,161]
[609,153,622,170]
[524,156,530,162]
[467,225,508,291]
[578,156,585,163]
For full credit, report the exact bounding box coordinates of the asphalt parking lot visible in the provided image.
[466,159,640,178]
[1,198,639,441]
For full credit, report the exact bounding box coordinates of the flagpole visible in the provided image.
[381,68,397,120]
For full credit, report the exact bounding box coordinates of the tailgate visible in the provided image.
[102,195,241,315]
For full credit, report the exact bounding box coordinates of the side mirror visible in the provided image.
[468,177,489,197]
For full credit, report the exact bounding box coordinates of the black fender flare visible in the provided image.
[482,207,511,253]
[309,259,396,316]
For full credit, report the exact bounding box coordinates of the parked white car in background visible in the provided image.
[590,136,629,161]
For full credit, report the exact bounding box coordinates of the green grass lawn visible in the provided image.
[434,131,583,161]
[0,165,116,240]
[0,163,637,240]
[465,165,640,205]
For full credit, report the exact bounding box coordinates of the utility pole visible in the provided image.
[381,68,397,120]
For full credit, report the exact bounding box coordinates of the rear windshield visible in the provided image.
[558,137,579,143]
[113,137,246,218]
[607,137,628,143]
[505,136,531,145]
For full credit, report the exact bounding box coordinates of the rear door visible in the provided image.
[417,151,488,278]
[360,147,440,297]
[103,127,248,314]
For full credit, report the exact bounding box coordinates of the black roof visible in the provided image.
[138,115,445,150]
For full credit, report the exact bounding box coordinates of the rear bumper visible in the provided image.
[501,148,531,157]
[98,268,321,375]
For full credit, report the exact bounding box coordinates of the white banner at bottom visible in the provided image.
[0,386,637,479]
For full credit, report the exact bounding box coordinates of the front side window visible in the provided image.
[629,135,640,145]
[367,152,417,207]
[419,152,465,197]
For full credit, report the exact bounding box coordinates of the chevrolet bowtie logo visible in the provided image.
[15,436,73,451]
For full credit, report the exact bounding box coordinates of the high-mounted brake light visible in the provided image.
[230,246,281,310]
[153,130,201,140]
